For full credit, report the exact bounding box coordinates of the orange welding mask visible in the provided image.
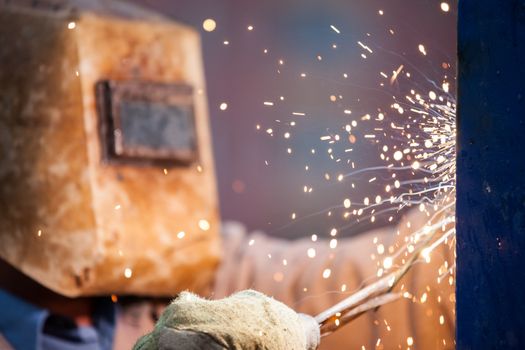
[0,0,221,297]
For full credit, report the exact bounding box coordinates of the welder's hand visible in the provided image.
[133,290,320,350]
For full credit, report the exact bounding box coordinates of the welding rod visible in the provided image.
[314,230,437,336]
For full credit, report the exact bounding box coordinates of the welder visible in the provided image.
[0,1,453,349]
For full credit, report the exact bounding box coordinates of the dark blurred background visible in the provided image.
[132,0,456,239]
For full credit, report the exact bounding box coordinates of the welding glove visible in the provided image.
[133,290,320,350]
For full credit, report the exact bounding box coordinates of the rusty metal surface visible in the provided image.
[0,4,221,297]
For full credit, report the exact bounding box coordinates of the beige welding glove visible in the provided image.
[133,290,320,350]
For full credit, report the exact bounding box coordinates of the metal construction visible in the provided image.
[457,0,525,348]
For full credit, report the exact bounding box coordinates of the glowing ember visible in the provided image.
[198,219,211,231]
[407,336,414,346]
[220,0,457,341]
[418,44,427,55]
[202,18,216,32]
[383,257,393,269]
[330,25,341,34]
[393,150,403,161]
[440,2,450,12]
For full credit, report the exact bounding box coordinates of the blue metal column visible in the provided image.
[457,1,525,349]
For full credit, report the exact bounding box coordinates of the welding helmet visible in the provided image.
[0,0,221,297]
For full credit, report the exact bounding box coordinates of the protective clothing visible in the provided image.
[0,0,220,297]
[133,290,320,350]
[214,209,455,350]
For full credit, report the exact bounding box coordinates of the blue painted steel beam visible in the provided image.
[457,0,525,349]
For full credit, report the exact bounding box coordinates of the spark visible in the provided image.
[330,25,341,34]
[420,292,428,303]
[202,19,216,32]
[418,44,427,55]
[255,7,457,340]
[273,272,284,282]
[198,219,210,231]
[390,64,404,84]
[357,41,373,53]
[393,151,403,161]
